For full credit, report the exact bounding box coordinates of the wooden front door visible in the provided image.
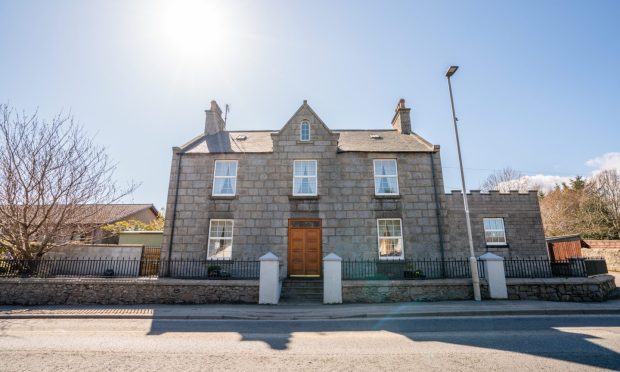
[288,219,321,276]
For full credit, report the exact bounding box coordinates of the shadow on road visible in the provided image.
[148,315,620,369]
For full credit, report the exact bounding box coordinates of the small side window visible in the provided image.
[483,218,507,245]
[300,121,310,141]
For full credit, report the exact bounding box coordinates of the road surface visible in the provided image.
[1,315,619,371]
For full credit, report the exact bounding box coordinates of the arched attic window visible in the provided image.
[300,121,310,141]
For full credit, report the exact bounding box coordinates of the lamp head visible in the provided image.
[446,66,459,78]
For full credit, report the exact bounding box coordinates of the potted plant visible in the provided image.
[404,264,425,279]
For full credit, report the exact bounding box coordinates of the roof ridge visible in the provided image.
[333,129,397,132]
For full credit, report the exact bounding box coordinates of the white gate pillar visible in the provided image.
[259,252,281,304]
[323,253,342,304]
[479,252,508,299]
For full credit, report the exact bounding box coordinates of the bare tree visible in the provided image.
[539,173,620,239]
[586,169,620,239]
[480,167,536,192]
[0,105,137,260]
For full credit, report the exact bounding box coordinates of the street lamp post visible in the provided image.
[446,65,481,301]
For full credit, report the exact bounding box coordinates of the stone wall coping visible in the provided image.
[324,253,342,261]
[0,277,259,287]
[506,275,614,285]
[343,278,488,287]
[260,252,279,261]
[479,252,504,261]
[446,190,538,196]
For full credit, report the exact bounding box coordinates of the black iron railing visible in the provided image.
[165,259,260,279]
[342,258,485,280]
[0,258,260,280]
[504,257,608,278]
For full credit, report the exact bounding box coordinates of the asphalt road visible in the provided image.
[1,315,619,371]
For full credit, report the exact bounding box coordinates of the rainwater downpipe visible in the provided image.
[166,150,183,276]
[429,151,446,276]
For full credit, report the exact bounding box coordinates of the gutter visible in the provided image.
[429,150,446,273]
[165,148,184,276]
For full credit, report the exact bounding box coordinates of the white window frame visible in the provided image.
[212,160,238,196]
[483,217,507,246]
[207,219,234,260]
[300,121,311,141]
[293,159,318,196]
[373,159,399,195]
[376,218,404,260]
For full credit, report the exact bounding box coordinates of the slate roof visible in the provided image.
[184,131,274,154]
[2,204,160,226]
[61,204,159,225]
[81,204,159,224]
[335,130,434,152]
[182,130,435,154]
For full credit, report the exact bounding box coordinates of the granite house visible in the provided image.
[161,99,547,276]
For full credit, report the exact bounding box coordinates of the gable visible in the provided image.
[273,100,338,143]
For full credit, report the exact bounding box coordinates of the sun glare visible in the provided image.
[159,0,231,57]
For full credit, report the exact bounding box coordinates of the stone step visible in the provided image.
[280,279,324,302]
[282,280,323,288]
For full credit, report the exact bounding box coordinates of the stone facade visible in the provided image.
[0,278,258,305]
[162,100,548,276]
[444,191,548,258]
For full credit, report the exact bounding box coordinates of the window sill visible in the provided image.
[209,195,238,200]
[288,195,320,200]
[373,194,401,199]
[296,140,314,144]
[486,244,509,249]
[378,257,405,261]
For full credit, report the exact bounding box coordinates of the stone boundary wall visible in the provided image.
[582,245,620,272]
[506,275,616,302]
[0,278,258,305]
[342,279,490,302]
[343,275,616,303]
[585,240,620,249]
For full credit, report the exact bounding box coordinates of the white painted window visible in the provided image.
[377,219,404,259]
[373,159,399,195]
[483,218,507,245]
[293,160,317,196]
[207,219,234,259]
[212,160,237,196]
[300,121,310,141]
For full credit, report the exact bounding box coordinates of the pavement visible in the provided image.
[2,298,620,320]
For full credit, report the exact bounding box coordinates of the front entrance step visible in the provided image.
[280,278,323,303]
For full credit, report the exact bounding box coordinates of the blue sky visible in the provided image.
[1,0,619,210]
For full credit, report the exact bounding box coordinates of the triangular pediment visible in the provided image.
[274,100,334,137]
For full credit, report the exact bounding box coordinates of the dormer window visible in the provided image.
[300,121,310,141]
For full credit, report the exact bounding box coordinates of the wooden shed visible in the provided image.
[546,234,589,261]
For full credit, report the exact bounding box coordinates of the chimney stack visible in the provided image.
[205,100,226,135]
[391,98,411,134]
